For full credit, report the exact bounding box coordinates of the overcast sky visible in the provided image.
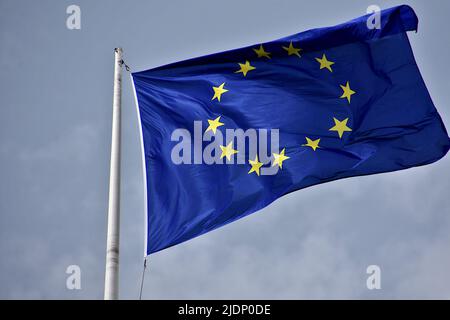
[0,0,449,299]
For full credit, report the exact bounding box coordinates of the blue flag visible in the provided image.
[132,5,449,255]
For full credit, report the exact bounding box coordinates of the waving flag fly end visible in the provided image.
[132,5,449,255]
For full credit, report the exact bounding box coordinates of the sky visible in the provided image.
[0,0,449,299]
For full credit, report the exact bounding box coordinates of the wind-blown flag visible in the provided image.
[132,5,449,255]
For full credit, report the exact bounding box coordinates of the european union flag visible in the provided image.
[132,5,449,255]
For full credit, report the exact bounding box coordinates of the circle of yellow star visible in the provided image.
[205,116,224,134]
[248,155,264,176]
[212,82,229,102]
[282,41,302,58]
[253,44,271,59]
[220,142,238,161]
[272,148,290,169]
[329,117,352,138]
[302,137,321,151]
[315,54,335,72]
[340,81,356,104]
[235,60,256,77]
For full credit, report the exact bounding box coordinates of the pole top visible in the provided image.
[114,47,123,53]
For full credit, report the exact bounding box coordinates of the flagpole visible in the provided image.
[104,47,123,300]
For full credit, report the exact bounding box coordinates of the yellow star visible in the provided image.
[272,148,290,169]
[282,41,302,58]
[212,82,228,102]
[248,155,264,176]
[315,54,335,72]
[302,137,321,151]
[253,44,271,59]
[329,117,352,138]
[220,142,238,161]
[235,60,256,77]
[340,81,356,104]
[205,116,224,134]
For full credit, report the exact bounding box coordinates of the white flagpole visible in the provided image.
[104,47,123,300]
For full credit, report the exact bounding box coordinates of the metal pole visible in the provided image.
[104,47,122,300]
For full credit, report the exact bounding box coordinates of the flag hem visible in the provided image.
[130,74,150,257]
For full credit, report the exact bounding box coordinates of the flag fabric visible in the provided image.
[132,5,449,255]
